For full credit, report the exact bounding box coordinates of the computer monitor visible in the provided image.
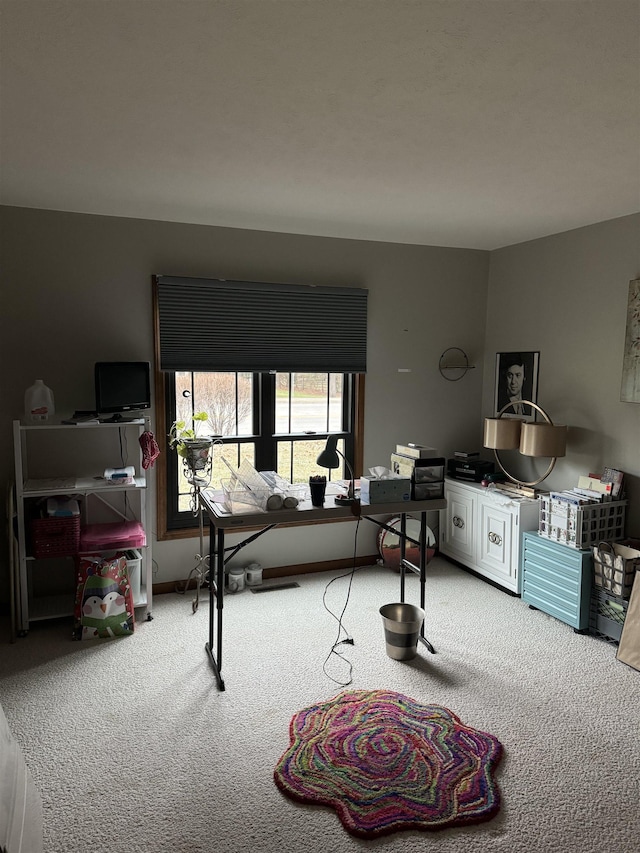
[95,362,151,422]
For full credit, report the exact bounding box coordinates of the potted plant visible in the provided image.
[169,411,215,476]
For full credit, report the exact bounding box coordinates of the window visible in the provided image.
[152,274,367,537]
[158,370,363,534]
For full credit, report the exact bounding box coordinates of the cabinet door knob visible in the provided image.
[453,515,465,529]
[488,531,502,546]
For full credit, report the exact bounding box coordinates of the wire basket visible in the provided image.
[592,541,640,598]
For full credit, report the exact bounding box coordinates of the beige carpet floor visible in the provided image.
[1,558,639,853]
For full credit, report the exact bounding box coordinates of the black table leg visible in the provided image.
[205,522,226,690]
[399,512,406,601]
[416,511,435,654]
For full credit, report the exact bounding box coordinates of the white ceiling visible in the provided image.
[1,0,638,250]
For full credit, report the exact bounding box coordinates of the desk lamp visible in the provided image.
[316,435,357,505]
[483,401,567,497]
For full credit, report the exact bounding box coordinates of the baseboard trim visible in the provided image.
[153,553,380,595]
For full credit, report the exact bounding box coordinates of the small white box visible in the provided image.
[360,476,411,504]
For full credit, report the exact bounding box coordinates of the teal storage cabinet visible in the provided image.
[521,532,593,631]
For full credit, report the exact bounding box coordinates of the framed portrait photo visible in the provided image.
[494,351,540,420]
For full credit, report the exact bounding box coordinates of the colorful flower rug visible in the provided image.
[273,688,503,838]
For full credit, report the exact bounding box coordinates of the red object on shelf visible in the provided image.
[79,520,146,552]
[31,515,81,558]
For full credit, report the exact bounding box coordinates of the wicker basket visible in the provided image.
[30,515,81,558]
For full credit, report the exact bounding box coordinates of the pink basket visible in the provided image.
[79,521,146,552]
[31,515,80,558]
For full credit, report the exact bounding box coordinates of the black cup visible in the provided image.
[309,477,327,507]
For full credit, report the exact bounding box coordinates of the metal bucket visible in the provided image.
[379,602,425,660]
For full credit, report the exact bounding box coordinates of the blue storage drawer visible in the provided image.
[523,559,581,598]
[522,531,593,630]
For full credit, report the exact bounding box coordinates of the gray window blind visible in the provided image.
[155,275,367,373]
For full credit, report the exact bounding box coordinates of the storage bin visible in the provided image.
[221,480,269,514]
[592,541,640,598]
[30,515,80,558]
[124,549,142,602]
[589,588,629,643]
[390,454,445,483]
[413,482,444,500]
[538,496,626,549]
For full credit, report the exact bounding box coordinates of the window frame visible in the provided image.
[155,369,365,539]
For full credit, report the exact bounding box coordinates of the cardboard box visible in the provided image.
[360,475,411,504]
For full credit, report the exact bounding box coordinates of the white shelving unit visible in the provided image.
[12,419,153,636]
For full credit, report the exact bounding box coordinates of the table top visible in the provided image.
[200,489,446,529]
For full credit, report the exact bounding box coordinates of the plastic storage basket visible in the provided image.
[589,588,629,643]
[30,515,80,558]
[221,480,269,514]
[124,549,142,602]
[220,457,272,514]
[538,496,626,549]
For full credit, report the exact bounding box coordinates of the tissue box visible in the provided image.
[360,475,411,504]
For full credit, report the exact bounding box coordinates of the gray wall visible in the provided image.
[3,207,637,604]
[1,206,489,595]
[482,213,640,534]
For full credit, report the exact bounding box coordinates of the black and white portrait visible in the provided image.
[494,351,539,420]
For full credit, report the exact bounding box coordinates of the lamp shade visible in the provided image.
[316,434,341,469]
[483,417,523,450]
[520,423,567,458]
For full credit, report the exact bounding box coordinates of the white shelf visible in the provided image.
[18,419,146,430]
[22,476,147,497]
[28,594,75,622]
[12,418,153,634]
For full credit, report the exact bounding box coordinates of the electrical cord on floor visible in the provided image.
[322,517,362,687]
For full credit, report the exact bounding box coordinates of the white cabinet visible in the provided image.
[443,482,475,562]
[12,420,153,636]
[441,478,539,593]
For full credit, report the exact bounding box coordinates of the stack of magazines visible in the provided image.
[551,468,624,504]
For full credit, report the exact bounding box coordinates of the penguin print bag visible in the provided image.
[74,554,135,640]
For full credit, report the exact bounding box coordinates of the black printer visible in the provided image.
[447,457,495,482]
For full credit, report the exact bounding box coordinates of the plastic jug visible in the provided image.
[25,380,55,423]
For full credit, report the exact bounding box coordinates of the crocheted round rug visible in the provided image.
[274,688,503,838]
